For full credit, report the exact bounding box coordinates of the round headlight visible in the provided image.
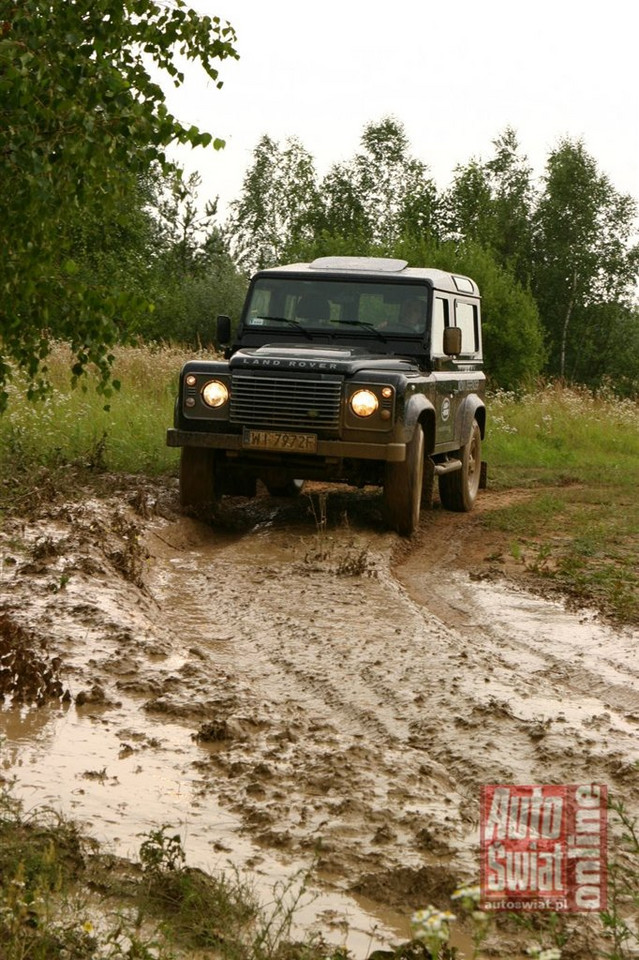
[350,388,378,418]
[201,379,229,408]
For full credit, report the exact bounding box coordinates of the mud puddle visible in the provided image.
[1,705,409,955]
[2,478,639,954]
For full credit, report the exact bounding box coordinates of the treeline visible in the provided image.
[65,167,247,350]
[223,119,639,392]
[98,117,639,394]
[2,0,638,405]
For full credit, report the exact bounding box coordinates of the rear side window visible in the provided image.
[455,301,479,354]
[432,297,449,355]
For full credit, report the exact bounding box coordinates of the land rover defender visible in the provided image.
[167,256,486,536]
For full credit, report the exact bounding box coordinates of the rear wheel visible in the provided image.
[265,478,305,497]
[439,420,481,512]
[179,447,218,508]
[223,474,257,498]
[383,423,424,536]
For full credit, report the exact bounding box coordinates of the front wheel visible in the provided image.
[383,423,424,536]
[179,447,218,508]
[439,420,481,512]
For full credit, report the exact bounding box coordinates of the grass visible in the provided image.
[0,787,98,960]
[0,785,340,960]
[0,342,187,485]
[0,342,193,519]
[485,381,639,486]
[482,382,639,623]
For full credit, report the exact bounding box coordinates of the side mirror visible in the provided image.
[217,315,231,346]
[443,325,462,356]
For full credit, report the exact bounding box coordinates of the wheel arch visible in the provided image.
[457,394,486,446]
[403,395,437,454]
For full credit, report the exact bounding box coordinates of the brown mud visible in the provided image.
[1,476,638,953]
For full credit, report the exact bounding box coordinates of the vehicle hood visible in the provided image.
[229,343,419,375]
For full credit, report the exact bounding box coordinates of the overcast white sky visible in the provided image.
[164,0,639,220]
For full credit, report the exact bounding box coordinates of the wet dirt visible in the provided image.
[1,476,638,954]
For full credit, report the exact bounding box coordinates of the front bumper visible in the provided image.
[166,428,407,462]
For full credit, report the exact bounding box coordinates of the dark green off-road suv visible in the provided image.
[167,256,486,536]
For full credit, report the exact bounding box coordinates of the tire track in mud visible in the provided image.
[143,497,639,915]
[2,481,639,934]
[145,513,470,890]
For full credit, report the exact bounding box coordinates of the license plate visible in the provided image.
[242,428,318,453]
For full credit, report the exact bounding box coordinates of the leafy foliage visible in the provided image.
[0,0,237,410]
[444,127,535,286]
[139,826,186,875]
[227,134,321,272]
[317,118,439,250]
[138,171,247,343]
[532,138,639,382]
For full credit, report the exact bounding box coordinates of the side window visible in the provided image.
[432,297,449,355]
[455,301,478,354]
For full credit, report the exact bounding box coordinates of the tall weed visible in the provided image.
[0,342,205,488]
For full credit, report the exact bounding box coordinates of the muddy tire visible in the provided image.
[439,420,481,512]
[266,479,305,497]
[179,447,218,508]
[383,423,424,537]
[421,456,435,510]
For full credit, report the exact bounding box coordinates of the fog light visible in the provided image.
[350,389,378,417]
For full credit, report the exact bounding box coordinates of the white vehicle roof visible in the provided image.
[258,256,480,297]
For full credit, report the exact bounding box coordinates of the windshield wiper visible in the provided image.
[332,319,387,342]
[252,316,312,340]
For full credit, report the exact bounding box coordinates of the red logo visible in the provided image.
[480,784,607,912]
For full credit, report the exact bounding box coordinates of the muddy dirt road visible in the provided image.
[1,477,638,951]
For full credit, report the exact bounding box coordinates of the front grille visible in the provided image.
[230,373,342,431]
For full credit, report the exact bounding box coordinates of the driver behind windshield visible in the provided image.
[398,299,426,330]
[378,298,426,333]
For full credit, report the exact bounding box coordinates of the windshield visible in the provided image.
[242,278,430,337]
